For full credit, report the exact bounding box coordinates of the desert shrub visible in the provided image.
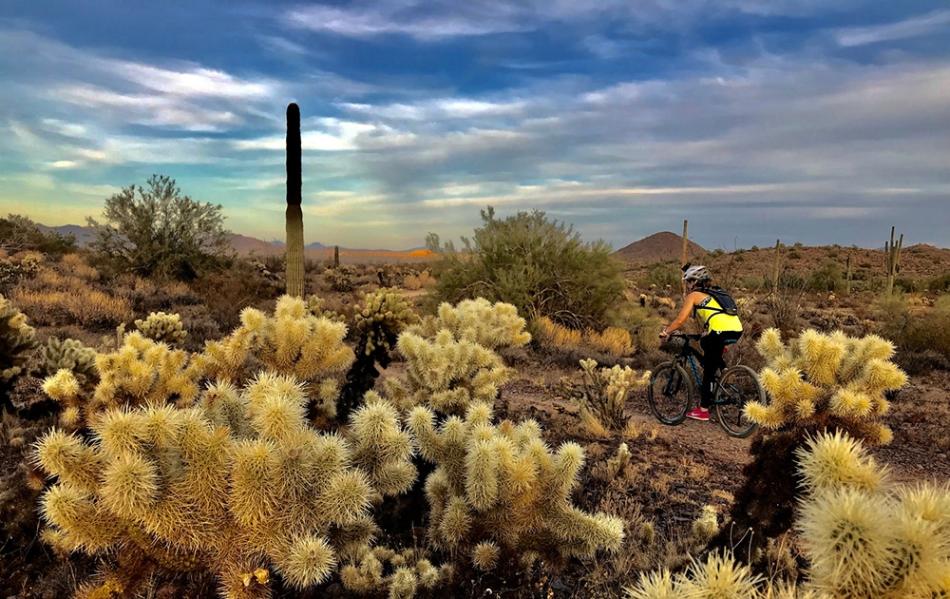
[384,330,510,415]
[927,273,950,292]
[0,214,76,256]
[874,293,950,360]
[33,374,419,597]
[192,262,282,332]
[87,174,231,279]
[408,401,625,571]
[0,295,37,412]
[201,295,355,419]
[0,254,40,293]
[765,272,806,335]
[433,207,624,329]
[563,358,649,430]
[410,298,531,350]
[644,262,680,289]
[806,260,843,292]
[403,270,435,291]
[134,311,188,346]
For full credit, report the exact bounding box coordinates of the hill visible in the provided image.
[613,231,706,265]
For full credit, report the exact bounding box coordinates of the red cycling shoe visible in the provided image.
[686,407,710,421]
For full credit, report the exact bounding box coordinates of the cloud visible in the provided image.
[835,10,950,47]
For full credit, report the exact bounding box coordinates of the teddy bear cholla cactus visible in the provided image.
[407,401,625,570]
[201,295,354,417]
[134,311,188,346]
[625,432,950,599]
[42,331,205,428]
[385,330,511,415]
[31,336,97,379]
[572,358,650,430]
[340,546,447,597]
[410,298,531,350]
[33,372,418,597]
[0,294,36,411]
[336,289,419,420]
[744,329,907,444]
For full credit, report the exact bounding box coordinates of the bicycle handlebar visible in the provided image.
[667,332,702,340]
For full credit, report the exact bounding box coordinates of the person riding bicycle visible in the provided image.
[659,264,742,421]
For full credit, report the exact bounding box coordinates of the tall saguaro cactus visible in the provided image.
[286,102,305,297]
[884,226,902,296]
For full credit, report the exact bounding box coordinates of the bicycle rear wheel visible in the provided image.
[648,362,693,425]
[714,365,765,438]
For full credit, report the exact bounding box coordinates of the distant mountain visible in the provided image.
[613,231,706,265]
[36,223,98,247]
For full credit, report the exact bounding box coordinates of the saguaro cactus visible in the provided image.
[286,102,305,297]
[884,226,902,295]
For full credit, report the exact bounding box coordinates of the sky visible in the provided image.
[1,1,949,250]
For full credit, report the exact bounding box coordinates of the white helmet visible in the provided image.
[682,264,711,284]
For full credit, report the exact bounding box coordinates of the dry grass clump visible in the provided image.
[534,316,635,358]
[402,270,435,291]
[13,288,132,328]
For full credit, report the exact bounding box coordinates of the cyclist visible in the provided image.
[659,264,742,421]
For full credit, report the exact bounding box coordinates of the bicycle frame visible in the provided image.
[664,335,737,407]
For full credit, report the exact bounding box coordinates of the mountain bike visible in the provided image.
[647,332,765,438]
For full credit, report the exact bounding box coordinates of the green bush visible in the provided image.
[807,260,843,292]
[433,207,624,328]
[874,293,950,360]
[0,214,76,256]
[88,174,232,279]
[644,262,680,288]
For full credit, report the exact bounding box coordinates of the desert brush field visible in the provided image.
[1,205,948,599]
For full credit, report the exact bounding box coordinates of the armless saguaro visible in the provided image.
[285,102,305,297]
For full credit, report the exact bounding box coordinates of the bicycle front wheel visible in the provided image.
[648,362,693,425]
[714,365,765,438]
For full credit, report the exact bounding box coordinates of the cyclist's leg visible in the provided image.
[699,333,726,408]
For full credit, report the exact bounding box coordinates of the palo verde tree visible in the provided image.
[88,175,231,279]
[285,102,305,297]
[434,207,624,329]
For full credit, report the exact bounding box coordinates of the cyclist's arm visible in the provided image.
[660,292,702,336]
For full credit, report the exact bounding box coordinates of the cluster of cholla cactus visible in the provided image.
[31,337,97,379]
[407,401,625,570]
[134,311,188,346]
[340,545,449,597]
[568,358,650,431]
[626,432,950,598]
[337,289,418,420]
[745,328,908,445]
[385,330,511,414]
[33,372,422,597]
[410,298,531,350]
[42,331,204,428]
[796,431,950,598]
[0,294,37,412]
[202,295,354,418]
[709,329,908,560]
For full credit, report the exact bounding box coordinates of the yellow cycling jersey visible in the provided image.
[694,294,743,333]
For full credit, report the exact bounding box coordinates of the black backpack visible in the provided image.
[696,285,739,317]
